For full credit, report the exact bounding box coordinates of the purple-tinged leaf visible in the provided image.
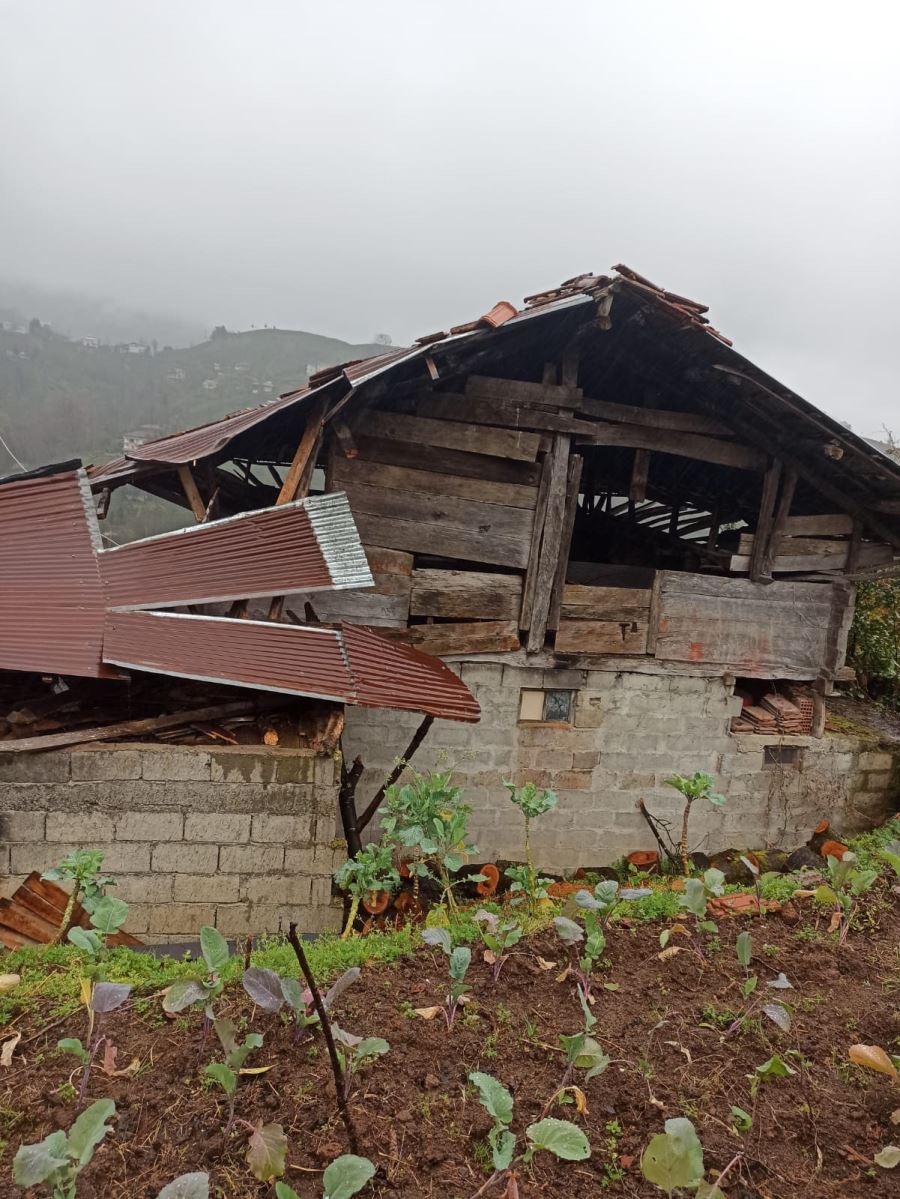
[243,968,284,1013]
[246,1121,287,1182]
[91,982,131,1013]
[323,967,361,1011]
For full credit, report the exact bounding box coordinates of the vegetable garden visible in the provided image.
[0,772,898,1198]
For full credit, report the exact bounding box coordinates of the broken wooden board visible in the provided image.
[357,410,542,463]
[352,433,542,487]
[575,422,765,471]
[378,621,521,656]
[410,570,523,620]
[331,455,538,510]
[732,536,891,573]
[652,571,838,677]
[555,619,649,655]
[560,584,652,622]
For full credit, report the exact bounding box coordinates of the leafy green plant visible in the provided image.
[205,1018,264,1134]
[503,780,558,913]
[848,577,900,703]
[245,1121,287,1183]
[555,985,610,1100]
[241,965,359,1039]
[380,768,478,911]
[421,927,471,1027]
[276,1154,375,1199]
[157,1174,209,1199]
[725,932,792,1036]
[333,841,400,939]
[66,896,130,977]
[748,1053,795,1099]
[664,868,725,954]
[42,850,116,944]
[57,981,131,1108]
[881,839,900,879]
[640,1116,722,1197]
[473,910,522,983]
[468,1070,590,1191]
[13,1098,115,1198]
[817,851,878,945]
[663,773,727,873]
[162,926,230,1030]
[329,1025,389,1102]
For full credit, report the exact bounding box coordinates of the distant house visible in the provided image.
[201,379,217,391]
[234,362,251,373]
[80,337,99,350]
[166,367,185,382]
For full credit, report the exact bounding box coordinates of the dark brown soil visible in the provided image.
[2,892,899,1199]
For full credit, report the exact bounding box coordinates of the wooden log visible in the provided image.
[410,570,523,620]
[749,459,782,582]
[578,396,731,436]
[560,584,652,622]
[576,422,765,472]
[547,455,583,633]
[176,465,207,523]
[379,621,521,656]
[2,700,270,753]
[358,410,542,463]
[526,435,571,652]
[352,434,541,487]
[629,448,651,504]
[555,619,649,655]
[465,374,583,409]
[330,455,538,510]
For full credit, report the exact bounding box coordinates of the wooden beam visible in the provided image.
[875,499,900,514]
[548,454,584,632]
[519,452,553,631]
[556,619,649,655]
[277,397,329,504]
[629,449,651,503]
[578,396,731,436]
[560,584,652,622]
[526,434,571,652]
[410,570,523,620]
[760,467,797,581]
[330,455,538,510]
[358,409,542,463]
[418,393,598,436]
[177,464,207,523]
[783,513,853,537]
[749,459,782,582]
[465,374,583,409]
[379,621,521,656]
[575,421,765,471]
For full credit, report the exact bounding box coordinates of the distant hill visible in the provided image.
[0,321,390,473]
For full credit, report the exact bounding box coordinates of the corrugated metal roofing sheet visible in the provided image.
[100,492,371,610]
[0,466,117,678]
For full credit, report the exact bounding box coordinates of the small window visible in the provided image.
[519,688,574,724]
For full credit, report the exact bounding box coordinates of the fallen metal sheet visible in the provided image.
[100,492,372,610]
[0,465,118,678]
[101,611,480,720]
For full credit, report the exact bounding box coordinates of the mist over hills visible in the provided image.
[0,279,389,475]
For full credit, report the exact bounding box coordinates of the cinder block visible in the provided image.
[243,874,312,905]
[174,874,242,903]
[115,812,184,842]
[310,876,335,907]
[859,751,894,771]
[71,750,142,781]
[219,844,284,874]
[0,752,70,783]
[314,755,339,786]
[0,811,46,841]
[214,902,253,936]
[10,841,150,875]
[141,749,211,781]
[552,770,594,791]
[184,813,250,843]
[864,771,894,791]
[250,814,313,844]
[209,752,277,784]
[274,756,316,784]
[151,843,219,874]
[143,902,216,935]
[283,846,316,874]
[113,873,175,904]
[46,811,115,842]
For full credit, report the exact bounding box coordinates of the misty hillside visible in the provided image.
[0,321,390,473]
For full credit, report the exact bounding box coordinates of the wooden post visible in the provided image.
[526,433,571,652]
[629,449,651,504]
[548,454,584,633]
[749,459,783,583]
[759,468,797,581]
[177,464,207,523]
[276,397,329,505]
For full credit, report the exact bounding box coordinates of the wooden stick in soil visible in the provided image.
[356,713,434,833]
[286,922,360,1154]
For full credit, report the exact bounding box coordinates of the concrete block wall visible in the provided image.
[0,744,343,941]
[343,663,899,871]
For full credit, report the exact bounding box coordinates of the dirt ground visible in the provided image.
[1,889,899,1199]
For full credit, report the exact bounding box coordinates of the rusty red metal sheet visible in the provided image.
[0,465,116,678]
[100,493,371,610]
[341,623,480,723]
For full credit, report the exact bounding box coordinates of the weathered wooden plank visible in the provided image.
[760,467,797,581]
[548,455,584,633]
[380,621,521,655]
[560,584,652,622]
[555,619,649,655]
[364,545,413,576]
[331,455,538,510]
[629,448,651,504]
[526,435,570,652]
[177,465,207,523]
[783,513,854,537]
[352,511,531,570]
[278,396,329,503]
[646,571,663,654]
[352,434,541,487]
[465,374,583,409]
[519,453,552,631]
[578,397,731,436]
[731,539,891,573]
[410,570,523,620]
[739,534,849,557]
[749,458,782,582]
[359,410,541,462]
[575,422,765,471]
[286,589,410,627]
[653,570,836,674]
[418,393,598,436]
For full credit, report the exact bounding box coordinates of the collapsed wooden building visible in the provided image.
[3,264,900,933]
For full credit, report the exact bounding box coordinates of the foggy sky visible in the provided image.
[2,2,898,435]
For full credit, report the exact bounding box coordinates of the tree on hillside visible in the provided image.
[210,325,229,340]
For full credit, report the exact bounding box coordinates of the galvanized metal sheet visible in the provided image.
[0,465,115,678]
[100,492,372,610]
